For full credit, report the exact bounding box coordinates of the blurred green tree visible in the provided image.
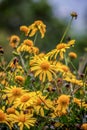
[0,0,65,53]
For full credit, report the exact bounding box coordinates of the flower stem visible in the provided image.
[60,17,73,43]
[34,33,38,45]
[19,53,27,73]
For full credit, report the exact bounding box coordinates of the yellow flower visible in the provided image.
[15,75,25,84]
[57,94,70,108]
[47,40,75,60]
[3,86,27,104]
[30,46,39,54]
[8,111,36,130]
[64,76,83,87]
[73,98,85,107]
[38,52,45,58]
[54,122,63,128]
[30,56,57,82]
[52,105,67,117]
[68,52,77,59]
[47,43,68,60]
[17,39,39,54]
[81,123,87,130]
[34,95,53,116]
[56,62,70,73]
[23,39,34,46]
[73,98,81,106]
[0,72,8,86]
[9,35,20,48]
[0,109,11,129]
[51,95,70,117]
[13,92,36,110]
[67,40,75,47]
[28,20,46,38]
[20,25,29,36]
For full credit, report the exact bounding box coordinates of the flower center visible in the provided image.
[12,88,21,96]
[18,115,26,123]
[7,108,15,114]
[60,100,68,106]
[12,38,18,43]
[37,98,42,105]
[37,98,44,106]
[21,95,30,102]
[56,44,66,50]
[61,66,69,72]
[40,61,50,70]
[0,111,6,121]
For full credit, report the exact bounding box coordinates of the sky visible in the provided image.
[48,0,87,33]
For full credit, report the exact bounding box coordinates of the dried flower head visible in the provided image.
[70,11,78,19]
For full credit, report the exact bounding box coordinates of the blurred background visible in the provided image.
[0,0,87,66]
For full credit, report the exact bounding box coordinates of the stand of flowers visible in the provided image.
[0,13,87,130]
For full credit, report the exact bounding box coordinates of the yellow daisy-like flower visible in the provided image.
[0,109,11,130]
[47,43,68,60]
[52,95,70,117]
[13,92,36,110]
[55,62,70,74]
[28,20,46,38]
[64,76,83,87]
[20,20,46,38]
[52,105,67,117]
[17,39,39,54]
[30,46,39,54]
[30,56,57,82]
[3,86,27,104]
[17,39,34,52]
[9,35,20,48]
[34,95,53,116]
[47,40,75,60]
[8,111,36,130]
[57,94,70,108]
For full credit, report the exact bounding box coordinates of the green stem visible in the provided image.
[19,53,27,73]
[69,59,78,74]
[60,17,73,43]
[64,53,68,66]
[34,33,38,45]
